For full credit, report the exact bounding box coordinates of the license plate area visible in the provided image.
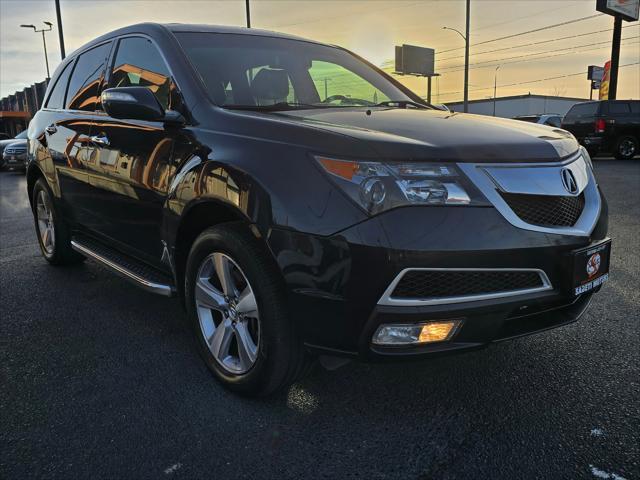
[571,239,611,296]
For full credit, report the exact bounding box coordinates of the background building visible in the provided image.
[446,93,590,118]
[0,80,48,137]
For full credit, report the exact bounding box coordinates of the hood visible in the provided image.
[273,108,579,163]
[4,139,27,147]
[0,138,19,147]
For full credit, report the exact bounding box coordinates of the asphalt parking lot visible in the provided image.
[1,159,638,480]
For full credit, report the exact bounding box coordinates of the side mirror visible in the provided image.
[101,87,165,122]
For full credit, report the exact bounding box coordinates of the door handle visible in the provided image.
[90,134,110,146]
[45,124,57,135]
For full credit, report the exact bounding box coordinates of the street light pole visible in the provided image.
[493,65,500,117]
[245,0,251,28]
[443,20,471,112]
[21,22,53,79]
[54,0,66,59]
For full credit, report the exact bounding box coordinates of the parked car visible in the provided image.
[561,100,640,159]
[27,23,610,396]
[514,114,563,128]
[0,130,27,165]
[2,139,28,172]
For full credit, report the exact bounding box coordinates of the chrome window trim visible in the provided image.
[458,151,601,237]
[378,267,553,307]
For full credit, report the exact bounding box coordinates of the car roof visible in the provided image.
[70,22,327,57]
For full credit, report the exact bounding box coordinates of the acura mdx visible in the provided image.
[27,24,610,396]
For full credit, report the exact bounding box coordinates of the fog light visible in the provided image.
[372,320,461,346]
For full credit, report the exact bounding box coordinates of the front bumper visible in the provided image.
[267,187,609,360]
[2,153,27,169]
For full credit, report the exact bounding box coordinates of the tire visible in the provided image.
[614,135,638,160]
[31,177,84,265]
[185,222,306,397]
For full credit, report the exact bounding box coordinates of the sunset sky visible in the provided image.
[1,0,639,102]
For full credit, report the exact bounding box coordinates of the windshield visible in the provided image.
[175,32,417,109]
[15,130,27,139]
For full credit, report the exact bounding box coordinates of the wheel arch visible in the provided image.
[26,163,46,207]
[172,199,267,298]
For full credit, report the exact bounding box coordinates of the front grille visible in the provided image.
[5,148,26,155]
[500,191,585,227]
[391,270,545,299]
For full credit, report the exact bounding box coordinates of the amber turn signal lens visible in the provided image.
[372,319,462,346]
[316,157,359,180]
[418,321,459,343]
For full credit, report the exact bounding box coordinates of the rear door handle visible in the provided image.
[45,124,57,135]
[89,134,110,146]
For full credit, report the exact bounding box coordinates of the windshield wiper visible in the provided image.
[223,102,324,112]
[373,100,430,109]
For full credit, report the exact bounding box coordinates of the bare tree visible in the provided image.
[551,85,567,97]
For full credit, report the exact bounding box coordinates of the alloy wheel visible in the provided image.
[36,190,55,254]
[619,139,635,158]
[195,252,260,375]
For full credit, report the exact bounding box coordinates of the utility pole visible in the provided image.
[493,65,500,117]
[245,0,251,28]
[54,0,66,59]
[463,0,470,112]
[443,0,471,113]
[608,15,622,99]
[21,22,53,79]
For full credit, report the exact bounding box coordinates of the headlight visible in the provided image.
[315,156,488,215]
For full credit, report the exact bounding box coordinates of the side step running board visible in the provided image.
[71,238,176,297]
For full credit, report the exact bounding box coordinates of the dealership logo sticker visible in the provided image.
[586,253,601,277]
[561,168,579,194]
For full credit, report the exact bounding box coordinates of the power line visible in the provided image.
[438,35,640,72]
[436,62,640,98]
[438,23,639,62]
[438,13,605,54]
[265,1,423,29]
[471,2,593,33]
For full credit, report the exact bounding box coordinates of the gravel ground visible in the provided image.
[1,159,638,479]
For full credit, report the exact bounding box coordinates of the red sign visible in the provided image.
[599,61,611,100]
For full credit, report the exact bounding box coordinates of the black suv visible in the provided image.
[27,24,610,396]
[561,100,640,159]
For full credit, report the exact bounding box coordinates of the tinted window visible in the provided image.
[545,116,562,127]
[46,61,73,109]
[110,37,173,110]
[176,32,411,108]
[67,43,111,111]
[608,102,631,114]
[631,102,640,114]
[568,103,599,116]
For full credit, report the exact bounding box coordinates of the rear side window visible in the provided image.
[564,103,598,122]
[631,102,640,114]
[569,103,598,116]
[46,61,73,109]
[110,37,173,110]
[607,102,631,114]
[66,42,112,111]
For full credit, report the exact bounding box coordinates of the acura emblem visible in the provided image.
[560,168,579,194]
